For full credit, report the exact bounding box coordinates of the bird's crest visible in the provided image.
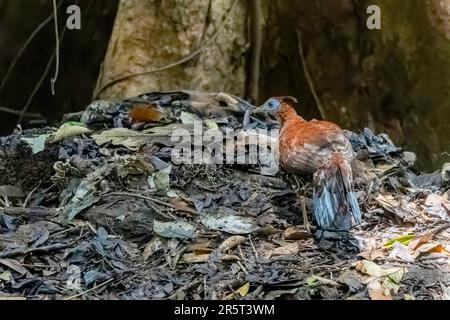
[277,96,298,105]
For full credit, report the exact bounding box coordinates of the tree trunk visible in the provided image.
[94,0,248,100]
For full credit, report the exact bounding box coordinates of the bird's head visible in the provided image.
[254,96,299,123]
[255,96,298,113]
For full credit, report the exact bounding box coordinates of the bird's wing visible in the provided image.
[279,121,355,173]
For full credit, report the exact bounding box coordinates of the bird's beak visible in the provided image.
[253,103,268,114]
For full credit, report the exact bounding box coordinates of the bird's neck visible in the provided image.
[276,103,306,126]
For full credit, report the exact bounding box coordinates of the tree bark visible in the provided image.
[95,0,248,100]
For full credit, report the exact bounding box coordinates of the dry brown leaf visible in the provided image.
[269,242,299,257]
[187,240,213,254]
[221,254,241,262]
[182,253,210,263]
[224,282,250,300]
[218,235,246,252]
[282,226,312,240]
[408,233,434,251]
[415,243,450,255]
[358,247,384,261]
[368,285,393,300]
[182,253,240,264]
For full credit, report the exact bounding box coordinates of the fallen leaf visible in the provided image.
[358,247,384,261]
[0,297,27,300]
[282,226,312,240]
[388,242,414,262]
[92,128,148,150]
[355,260,405,282]
[143,237,165,260]
[148,165,172,193]
[224,282,250,300]
[0,270,12,282]
[424,194,450,220]
[182,253,210,264]
[408,233,434,251]
[383,234,415,248]
[269,242,299,257]
[414,243,450,257]
[367,281,392,300]
[204,119,219,130]
[218,235,246,252]
[220,254,240,262]
[20,134,52,154]
[236,282,250,296]
[51,122,91,143]
[187,241,213,254]
[153,219,196,239]
[200,213,259,235]
[0,259,27,276]
[306,275,340,287]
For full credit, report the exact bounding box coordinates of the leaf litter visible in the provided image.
[0,91,449,300]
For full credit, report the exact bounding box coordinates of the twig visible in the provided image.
[0,1,62,94]
[23,185,39,208]
[93,0,239,99]
[248,0,263,104]
[17,27,67,125]
[248,236,259,262]
[50,0,60,95]
[0,106,42,118]
[296,30,326,119]
[0,206,56,218]
[107,192,197,215]
[64,278,114,300]
[0,243,71,259]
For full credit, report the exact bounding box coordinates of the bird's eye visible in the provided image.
[268,101,274,108]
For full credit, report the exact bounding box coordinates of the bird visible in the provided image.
[255,96,361,231]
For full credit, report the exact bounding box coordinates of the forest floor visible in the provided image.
[0,91,449,300]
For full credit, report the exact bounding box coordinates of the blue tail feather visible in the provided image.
[313,157,361,231]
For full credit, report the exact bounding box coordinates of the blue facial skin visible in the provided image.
[259,98,281,113]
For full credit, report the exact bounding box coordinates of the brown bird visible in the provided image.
[255,96,361,231]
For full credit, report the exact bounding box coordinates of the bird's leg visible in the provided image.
[291,174,311,232]
[299,195,311,233]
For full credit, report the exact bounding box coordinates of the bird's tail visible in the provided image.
[313,153,361,231]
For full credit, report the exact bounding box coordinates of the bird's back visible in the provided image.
[279,119,355,174]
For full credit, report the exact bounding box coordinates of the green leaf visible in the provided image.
[204,119,219,130]
[383,234,415,248]
[0,270,12,282]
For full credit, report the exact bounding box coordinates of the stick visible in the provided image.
[0,243,71,259]
[0,1,62,94]
[107,192,197,215]
[248,0,263,103]
[64,278,114,300]
[50,0,60,95]
[0,106,42,118]
[17,27,67,125]
[297,30,326,119]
